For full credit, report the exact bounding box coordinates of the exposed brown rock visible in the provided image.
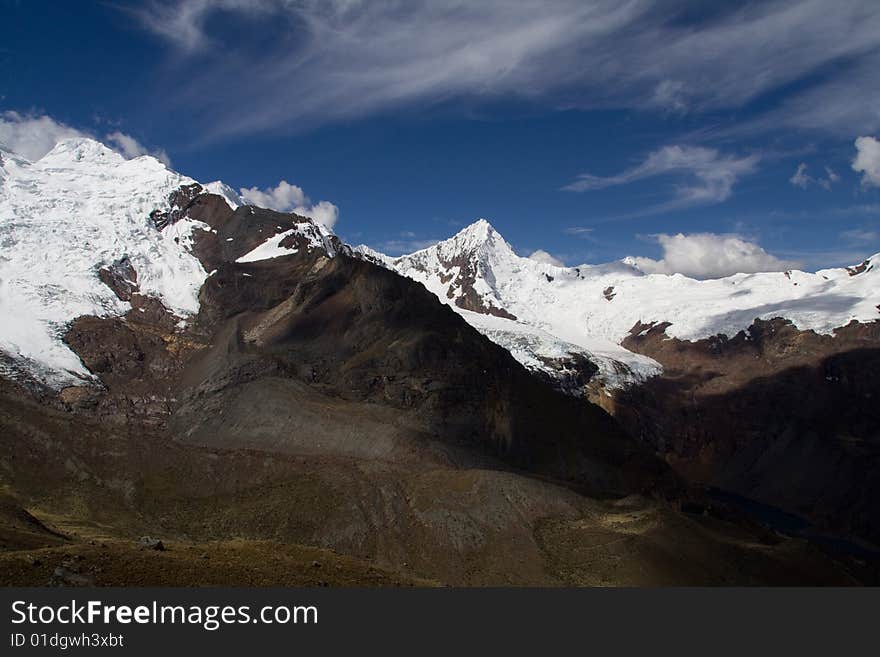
[149,183,204,230]
[98,256,138,302]
[847,258,872,276]
[616,317,880,544]
[434,251,517,319]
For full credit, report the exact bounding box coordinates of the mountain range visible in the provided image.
[1,137,877,585]
[360,218,879,393]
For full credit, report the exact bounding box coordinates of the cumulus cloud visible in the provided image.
[789,162,839,190]
[239,179,339,229]
[0,111,171,165]
[853,136,880,187]
[528,249,564,266]
[131,1,880,140]
[239,180,307,210]
[563,145,758,210]
[626,233,798,279]
[296,200,339,230]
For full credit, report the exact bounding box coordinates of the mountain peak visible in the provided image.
[453,218,496,241]
[461,217,494,233]
[439,218,514,259]
[39,137,126,166]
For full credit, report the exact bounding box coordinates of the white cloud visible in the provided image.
[0,111,171,165]
[853,136,880,187]
[789,162,838,190]
[563,145,759,210]
[239,180,307,210]
[627,233,798,279]
[105,131,171,166]
[132,1,880,140]
[528,249,564,266]
[295,199,339,230]
[239,179,339,229]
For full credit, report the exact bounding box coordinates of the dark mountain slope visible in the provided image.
[0,374,857,585]
[54,194,671,496]
[618,318,880,545]
[176,241,668,495]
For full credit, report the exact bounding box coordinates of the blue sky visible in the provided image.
[2,0,880,275]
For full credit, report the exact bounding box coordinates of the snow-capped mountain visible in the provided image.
[0,139,213,385]
[0,137,333,387]
[3,135,878,398]
[362,219,880,392]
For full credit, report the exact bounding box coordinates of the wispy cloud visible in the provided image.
[789,162,839,190]
[563,145,759,211]
[734,59,880,138]
[105,131,171,166]
[790,163,811,189]
[563,227,595,237]
[824,167,841,189]
[377,237,441,255]
[129,0,880,141]
[841,228,880,243]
